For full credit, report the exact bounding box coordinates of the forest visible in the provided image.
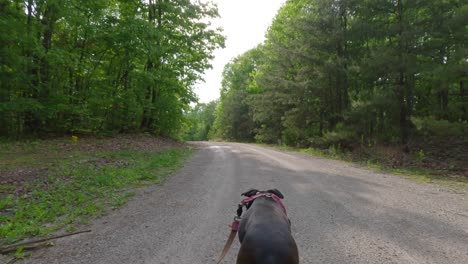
[1,0,467,173]
[186,0,466,166]
[0,0,224,138]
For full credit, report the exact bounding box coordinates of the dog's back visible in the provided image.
[237,197,299,264]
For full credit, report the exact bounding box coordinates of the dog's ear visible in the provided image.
[241,189,259,197]
[267,189,284,199]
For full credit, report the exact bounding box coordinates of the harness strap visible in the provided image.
[216,218,240,264]
[241,193,287,215]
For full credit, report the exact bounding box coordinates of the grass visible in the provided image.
[262,143,468,192]
[360,157,467,193]
[392,168,468,193]
[0,140,192,246]
[0,185,15,192]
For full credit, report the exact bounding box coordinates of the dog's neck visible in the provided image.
[241,192,287,215]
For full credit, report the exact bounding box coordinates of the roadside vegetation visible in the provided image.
[185,0,467,182]
[0,135,191,246]
[1,0,219,251]
[0,1,224,139]
[265,143,467,192]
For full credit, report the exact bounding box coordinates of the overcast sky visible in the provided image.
[194,0,285,103]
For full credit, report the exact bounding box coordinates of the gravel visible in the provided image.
[16,142,468,264]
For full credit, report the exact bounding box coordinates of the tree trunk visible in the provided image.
[141,0,159,130]
[398,72,409,144]
[461,80,465,97]
[340,2,350,111]
[439,83,449,118]
[460,80,467,121]
[140,60,153,130]
[24,0,41,133]
[396,0,410,144]
[40,5,55,98]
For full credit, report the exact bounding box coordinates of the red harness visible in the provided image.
[241,193,287,214]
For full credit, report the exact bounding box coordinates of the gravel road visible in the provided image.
[19,142,468,264]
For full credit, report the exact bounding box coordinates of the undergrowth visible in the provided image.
[0,147,191,246]
[262,143,467,193]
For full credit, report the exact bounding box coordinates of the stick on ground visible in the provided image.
[0,230,91,254]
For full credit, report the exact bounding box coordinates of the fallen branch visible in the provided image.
[0,230,91,254]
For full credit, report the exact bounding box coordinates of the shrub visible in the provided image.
[412,117,466,138]
[310,127,356,150]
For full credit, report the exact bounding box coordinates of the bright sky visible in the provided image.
[194,0,285,103]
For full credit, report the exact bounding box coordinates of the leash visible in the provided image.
[215,216,241,264]
[215,192,287,263]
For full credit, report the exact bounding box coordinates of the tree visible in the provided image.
[0,0,224,138]
[211,0,466,147]
[184,101,218,141]
[211,47,263,141]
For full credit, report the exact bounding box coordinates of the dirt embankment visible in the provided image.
[346,137,467,178]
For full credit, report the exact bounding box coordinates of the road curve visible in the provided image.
[19,142,468,264]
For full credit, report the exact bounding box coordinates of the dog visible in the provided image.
[236,189,299,264]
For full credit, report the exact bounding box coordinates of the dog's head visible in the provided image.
[241,188,284,199]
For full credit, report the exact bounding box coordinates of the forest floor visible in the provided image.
[0,135,191,253]
[270,137,468,192]
[352,137,467,177]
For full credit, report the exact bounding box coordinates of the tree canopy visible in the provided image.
[0,0,224,138]
[207,0,467,147]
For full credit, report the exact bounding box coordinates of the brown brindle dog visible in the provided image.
[236,189,299,264]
